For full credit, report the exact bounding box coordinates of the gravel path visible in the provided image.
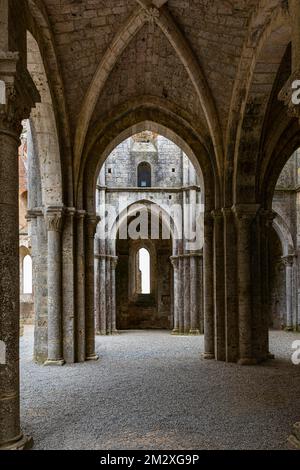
[20,327,300,450]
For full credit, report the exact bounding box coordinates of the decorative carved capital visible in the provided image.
[26,208,43,221]
[232,204,260,221]
[0,52,40,136]
[45,208,64,233]
[282,255,295,267]
[170,256,179,269]
[211,209,223,220]
[86,214,101,238]
[259,208,277,228]
[278,69,300,125]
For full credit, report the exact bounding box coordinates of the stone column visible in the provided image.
[76,211,86,362]
[27,210,48,364]
[0,52,38,449]
[198,253,204,334]
[85,214,99,360]
[183,255,191,334]
[99,253,107,335]
[111,257,118,334]
[171,257,180,334]
[234,205,259,365]
[190,255,200,335]
[44,208,64,366]
[62,207,76,364]
[105,256,112,335]
[258,209,276,361]
[223,208,238,363]
[283,255,295,331]
[212,210,225,361]
[94,239,101,334]
[203,212,214,359]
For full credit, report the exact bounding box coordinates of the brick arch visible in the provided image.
[78,103,217,214]
[74,2,223,185]
[225,2,291,205]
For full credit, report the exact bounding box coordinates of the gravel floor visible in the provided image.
[20,327,300,450]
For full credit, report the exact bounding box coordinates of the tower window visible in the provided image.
[138,162,151,188]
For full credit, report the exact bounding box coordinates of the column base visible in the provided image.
[0,434,33,450]
[44,359,65,366]
[189,329,201,336]
[112,330,119,336]
[86,354,99,361]
[238,357,257,366]
[171,328,180,335]
[285,326,294,332]
[203,352,215,360]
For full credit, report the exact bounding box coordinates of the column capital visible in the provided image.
[45,207,64,233]
[86,213,101,238]
[278,69,300,125]
[232,204,260,220]
[282,254,296,267]
[259,208,277,227]
[26,208,43,221]
[211,209,223,219]
[170,256,180,269]
[0,52,40,135]
[76,209,87,220]
[111,257,118,270]
[222,207,233,217]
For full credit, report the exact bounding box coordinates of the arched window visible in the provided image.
[138,248,150,294]
[23,255,33,294]
[138,162,151,188]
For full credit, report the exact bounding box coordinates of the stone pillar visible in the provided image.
[203,212,214,359]
[62,207,76,363]
[198,253,204,334]
[105,256,112,335]
[258,209,276,361]
[85,214,99,360]
[44,208,64,366]
[283,255,295,331]
[76,211,86,362]
[94,239,101,334]
[27,210,48,364]
[212,210,225,361]
[223,208,238,363]
[0,51,38,449]
[183,255,191,334]
[190,255,200,335]
[99,253,107,335]
[111,257,118,334]
[234,205,259,365]
[171,257,180,334]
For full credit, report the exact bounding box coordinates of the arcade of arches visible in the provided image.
[2,0,300,450]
